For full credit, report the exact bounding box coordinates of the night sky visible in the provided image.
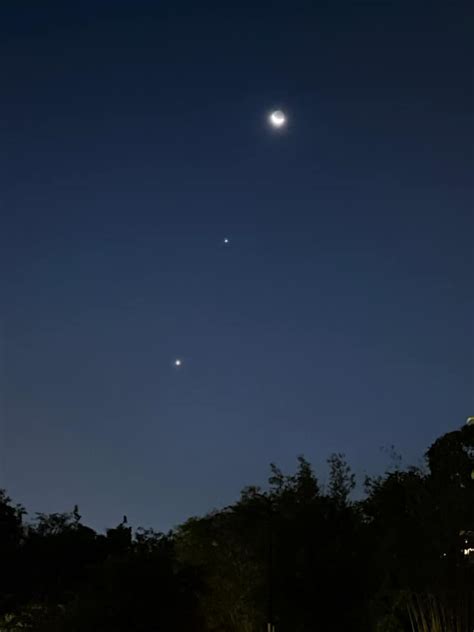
[2,1,473,532]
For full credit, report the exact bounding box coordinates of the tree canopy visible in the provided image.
[0,423,472,631]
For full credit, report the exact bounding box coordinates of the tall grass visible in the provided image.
[407,592,473,632]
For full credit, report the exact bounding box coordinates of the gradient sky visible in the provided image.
[1,1,473,532]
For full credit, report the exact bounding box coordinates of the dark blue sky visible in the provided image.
[1,1,473,531]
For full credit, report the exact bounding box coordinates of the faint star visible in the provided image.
[174,359,182,367]
[223,238,229,244]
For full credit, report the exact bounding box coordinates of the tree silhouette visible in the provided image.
[0,423,472,631]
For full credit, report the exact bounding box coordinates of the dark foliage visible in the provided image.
[0,423,472,631]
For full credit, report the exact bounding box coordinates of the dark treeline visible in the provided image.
[1,423,473,631]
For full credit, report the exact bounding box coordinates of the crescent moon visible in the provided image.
[269,110,286,128]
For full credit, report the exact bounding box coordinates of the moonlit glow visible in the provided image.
[223,238,229,244]
[269,110,286,128]
[174,359,182,367]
